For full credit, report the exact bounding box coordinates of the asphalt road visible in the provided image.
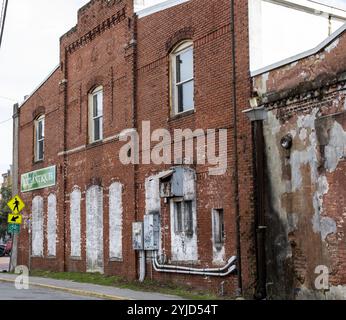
[0,282,102,300]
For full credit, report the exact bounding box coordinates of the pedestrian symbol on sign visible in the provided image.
[7,195,25,214]
[13,197,20,212]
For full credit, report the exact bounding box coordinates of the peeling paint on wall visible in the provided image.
[145,174,162,257]
[109,182,123,260]
[263,106,346,298]
[212,209,225,264]
[324,121,346,172]
[170,168,198,262]
[70,188,81,258]
[86,185,104,273]
[47,194,57,257]
[32,196,44,257]
[145,175,161,214]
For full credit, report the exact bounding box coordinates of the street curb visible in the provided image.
[0,277,130,300]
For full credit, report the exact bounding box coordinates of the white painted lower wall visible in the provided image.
[170,169,198,262]
[70,188,81,258]
[47,194,57,257]
[86,185,104,273]
[109,182,123,260]
[32,196,44,257]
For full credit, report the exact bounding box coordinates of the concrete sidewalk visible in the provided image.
[0,273,184,300]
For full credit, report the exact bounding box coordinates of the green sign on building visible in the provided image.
[21,165,56,193]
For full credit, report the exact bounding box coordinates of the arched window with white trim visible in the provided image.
[34,115,45,161]
[170,41,194,115]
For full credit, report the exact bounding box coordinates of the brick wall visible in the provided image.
[252,28,346,299]
[17,0,255,297]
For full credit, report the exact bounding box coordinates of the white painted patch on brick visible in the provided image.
[109,182,123,260]
[70,188,81,258]
[291,109,319,192]
[212,209,225,264]
[145,174,162,257]
[32,196,44,257]
[86,185,104,273]
[324,121,346,173]
[47,194,57,257]
[170,169,198,262]
[145,176,161,214]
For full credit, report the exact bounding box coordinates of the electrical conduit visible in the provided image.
[152,253,237,277]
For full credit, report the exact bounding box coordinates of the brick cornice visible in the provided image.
[65,6,126,55]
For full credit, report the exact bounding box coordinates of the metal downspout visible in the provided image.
[230,0,242,296]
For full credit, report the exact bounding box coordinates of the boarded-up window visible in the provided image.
[32,196,44,257]
[174,200,193,237]
[212,209,225,249]
[86,185,104,273]
[109,182,123,260]
[70,188,81,258]
[47,194,57,257]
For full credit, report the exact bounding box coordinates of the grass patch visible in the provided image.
[30,270,227,300]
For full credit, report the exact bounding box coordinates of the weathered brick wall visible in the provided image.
[253,29,346,299]
[17,67,64,271]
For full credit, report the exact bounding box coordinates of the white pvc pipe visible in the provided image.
[153,258,236,277]
[139,250,146,282]
[154,253,237,273]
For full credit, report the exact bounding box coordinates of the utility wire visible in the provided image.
[0,0,8,49]
[0,95,16,102]
[0,117,11,125]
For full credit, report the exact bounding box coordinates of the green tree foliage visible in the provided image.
[0,186,12,239]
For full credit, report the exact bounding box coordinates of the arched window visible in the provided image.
[34,115,45,161]
[170,41,194,115]
[89,86,103,143]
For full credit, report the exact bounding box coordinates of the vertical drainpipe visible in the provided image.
[10,103,19,272]
[230,0,243,296]
[62,49,68,273]
[130,12,140,278]
[243,105,267,299]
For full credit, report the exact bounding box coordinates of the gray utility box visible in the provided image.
[144,212,160,251]
[132,222,144,250]
[160,167,184,198]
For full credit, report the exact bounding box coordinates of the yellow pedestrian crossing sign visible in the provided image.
[8,214,23,225]
[7,195,25,214]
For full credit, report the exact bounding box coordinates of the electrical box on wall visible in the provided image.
[159,168,184,198]
[132,222,144,250]
[144,212,160,251]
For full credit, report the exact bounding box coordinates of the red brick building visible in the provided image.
[14,0,257,298]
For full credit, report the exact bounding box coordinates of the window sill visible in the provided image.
[109,257,123,263]
[169,109,195,122]
[70,256,82,261]
[87,140,104,149]
[33,160,44,165]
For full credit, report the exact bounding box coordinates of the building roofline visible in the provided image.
[251,22,346,77]
[18,65,60,109]
[136,0,190,18]
[264,0,346,20]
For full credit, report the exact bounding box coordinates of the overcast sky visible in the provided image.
[0,0,345,183]
[0,0,90,182]
[0,0,170,183]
